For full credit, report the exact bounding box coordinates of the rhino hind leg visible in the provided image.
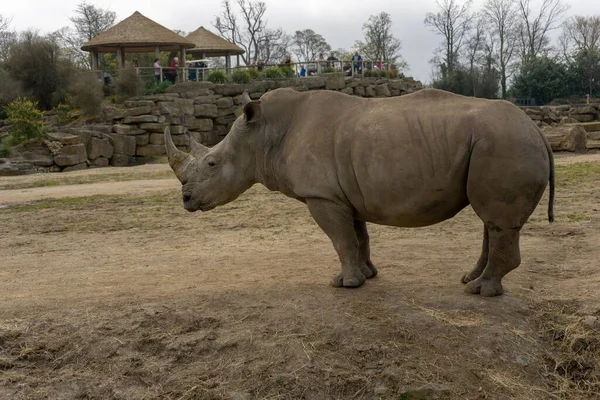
[463,226,521,297]
[307,199,366,288]
[461,226,489,283]
[354,219,378,279]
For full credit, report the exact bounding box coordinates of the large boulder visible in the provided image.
[108,134,136,156]
[541,125,587,153]
[87,137,113,160]
[0,159,19,176]
[121,106,153,118]
[194,104,218,118]
[54,143,88,167]
[47,132,82,146]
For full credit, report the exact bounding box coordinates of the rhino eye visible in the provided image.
[208,161,216,167]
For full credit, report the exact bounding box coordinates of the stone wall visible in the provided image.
[522,104,600,127]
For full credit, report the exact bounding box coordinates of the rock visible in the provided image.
[212,125,228,137]
[92,157,110,167]
[181,88,212,99]
[29,155,55,167]
[143,93,180,101]
[581,122,600,132]
[54,143,87,167]
[217,107,235,117]
[136,134,150,146]
[325,72,345,90]
[541,125,587,153]
[47,132,82,145]
[174,98,195,116]
[216,115,237,126]
[124,100,155,108]
[113,124,143,134]
[121,115,158,124]
[570,114,597,123]
[62,162,87,172]
[149,133,165,145]
[193,95,221,105]
[588,132,600,141]
[171,134,190,146]
[582,316,599,329]
[168,125,186,134]
[304,77,326,89]
[559,117,579,125]
[86,124,114,134]
[165,81,215,94]
[0,159,20,176]
[194,104,218,118]
[111,154,135,167]
[365,85,376,97]
[354,86,365,96]
[136,144,166,157]
[570,105,598,116]
[341,87,354,95]
[375,83,392,97]
[139,123,169,132]
[525,108,543,120]
[108,134,136,156]
[216,97,234,109]
[189,118,213,132]
[554,105,570,112]
[121,106,153,118]
[389,80,408,91]
[87,137,113,160]
[102,107,124,120]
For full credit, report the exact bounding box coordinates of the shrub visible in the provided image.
[323,67,335,73]
[261,67,284,79]
[0,139,11,157]
[231,69,251,84]
[281,66,295,78]
[3,97,47,146]
[143,80,173,95]
[114,67,142,101]
[247,68,261,80]
[70,72,104,116]
[0,68,24,118]
[55,103,73,127]
[208,70,228,84]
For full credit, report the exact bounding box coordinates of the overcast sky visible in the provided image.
[3,0,599,83]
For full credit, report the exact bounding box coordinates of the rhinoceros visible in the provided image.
[164,88,554,297]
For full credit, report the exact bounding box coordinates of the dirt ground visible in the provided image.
[1,153,599,400]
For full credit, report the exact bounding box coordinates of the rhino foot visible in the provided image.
[359,261,378,279]
[331,271,366,288]
[461,271,480,284]
[464,277,504,297]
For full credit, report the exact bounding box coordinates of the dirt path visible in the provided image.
[1,154,599,399]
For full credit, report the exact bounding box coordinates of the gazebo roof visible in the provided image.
[81,11,195,53]
[186,27,245,57]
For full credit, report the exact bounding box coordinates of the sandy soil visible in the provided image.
[0,154,599,399]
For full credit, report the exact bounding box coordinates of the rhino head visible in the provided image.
[165,91,263,212]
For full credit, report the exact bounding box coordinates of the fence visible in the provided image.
[89,59,397,87]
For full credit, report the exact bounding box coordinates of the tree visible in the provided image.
[355,12,407,70]
[511,56,569,104]
[561,16,600,96]
[464,16,486,96]
[292,29,330,62]
[0,14,16,64]
[516,0,569,61]
[424,0,474,76]
[55,1,116,68]
[213,0,288,65]
[483,0,518,98]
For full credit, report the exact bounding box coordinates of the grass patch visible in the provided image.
[555,162,600,187]
[566,213,590,222]
[0,170,175,190]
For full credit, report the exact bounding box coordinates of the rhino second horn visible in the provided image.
[241,91,252,106]
[189,135,209,158]
[164,126,194,181]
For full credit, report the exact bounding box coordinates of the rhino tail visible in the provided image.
[540,128,555,223]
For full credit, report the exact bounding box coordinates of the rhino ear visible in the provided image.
[244,101,262,124]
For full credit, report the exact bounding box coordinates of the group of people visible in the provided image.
[153,57,180,83]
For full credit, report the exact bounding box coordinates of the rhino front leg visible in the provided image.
[307,199,366,288]
[354,219,378,279]
[461,225,489,283]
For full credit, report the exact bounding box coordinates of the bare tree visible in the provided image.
[464,16,486,96]
[561,15,600,96]
[0,14,16,64]
[516,0,569,60]
[484,0,518,98]
[213,0,287,65]
[424,0,474,75]
[292,29,330,62]
[355,12,407,69]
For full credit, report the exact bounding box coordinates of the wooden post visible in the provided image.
[180,46,186,82]
[90,50,98,70]
[236,54,240,67]
[116,47,123,69]
[226,52,231,74]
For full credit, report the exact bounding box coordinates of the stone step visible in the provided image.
[579,122,600,133]
[587,140,600,150]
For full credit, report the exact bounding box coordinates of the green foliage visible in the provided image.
[3,97,47,146]
[114,67,142,101]
[261,67,284,79]
[323,67,335,73]
[280,66,295,78]
[0,139,12,157]
[0,68,24,118]
[511,56,570,105]
[364,70,388,78]
[70,72,104,116]
[143,80,173,95]
[208,70,228,84]
[231,69,251,84]
[247,68,261,80]
[55,103,73,126]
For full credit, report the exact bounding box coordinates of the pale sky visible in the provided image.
[3,0,599,83]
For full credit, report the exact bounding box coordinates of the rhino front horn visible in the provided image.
[164,126,194,181]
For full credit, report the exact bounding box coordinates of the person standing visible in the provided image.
[168,56,179,83]
[153,58,162,83]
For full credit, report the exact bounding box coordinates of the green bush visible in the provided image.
[281,66,295,78]
[323,67,335,73]
[143,80,172,95]
[261,67,284,79]
[0,139,12,157]
[55,103,73,127]
[4,97,47,145]
[231,69,251,84]
[208,70,228,84]
[71,72,104,116]
[114,67,142,101]
[0,69,24,118]
[247,68,261,80]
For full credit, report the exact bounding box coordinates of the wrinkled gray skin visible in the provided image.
[165,88,555,297]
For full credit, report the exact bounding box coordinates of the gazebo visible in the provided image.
[185,27,245,71]
[81,11,195,70]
